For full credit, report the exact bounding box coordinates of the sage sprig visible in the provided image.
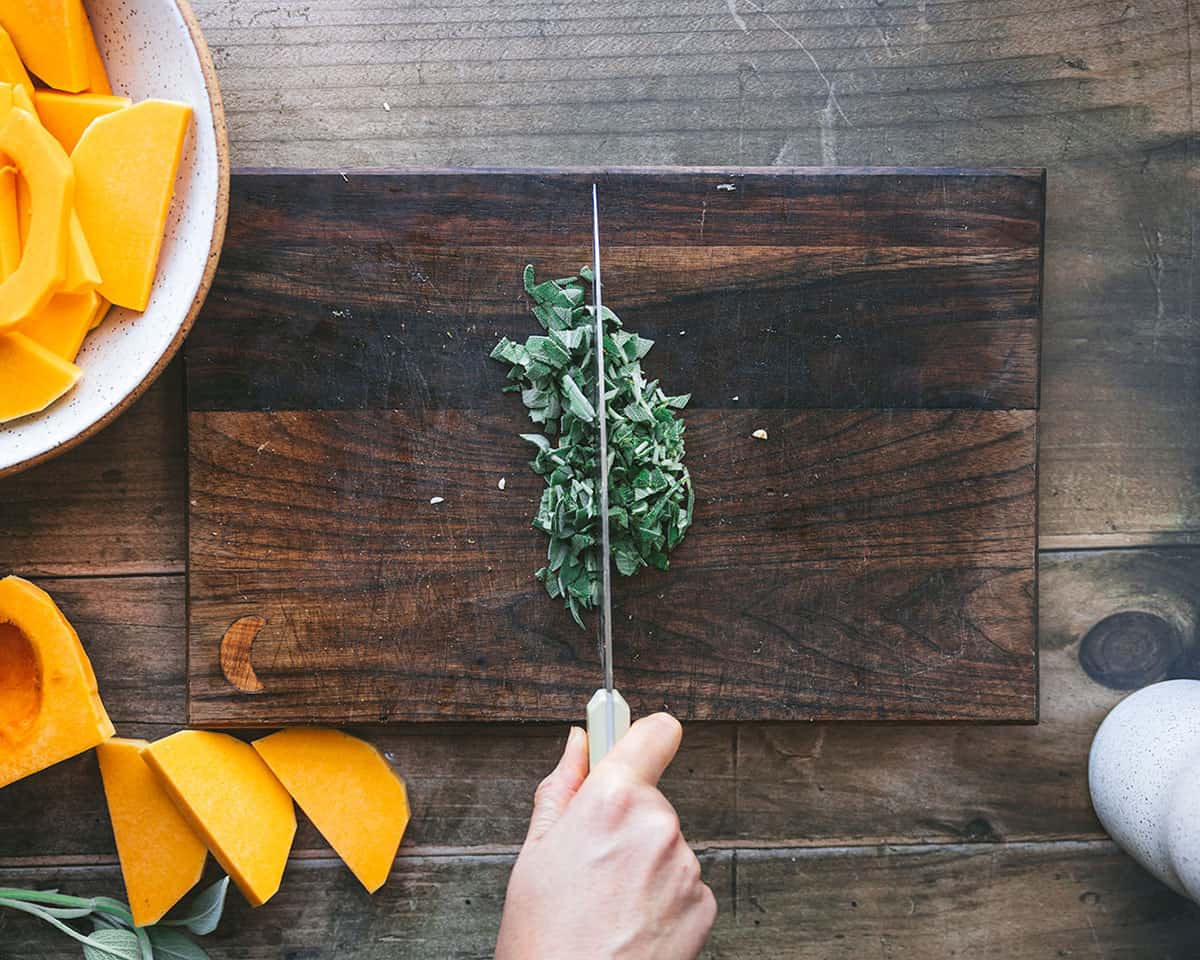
[491,265,694,626]
[0,876,229,960]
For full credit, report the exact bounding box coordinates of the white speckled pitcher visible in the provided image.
[1089,679,1200,901]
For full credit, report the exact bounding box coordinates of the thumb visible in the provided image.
[525,726,589,844]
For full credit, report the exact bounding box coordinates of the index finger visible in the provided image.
[601,712,682,786]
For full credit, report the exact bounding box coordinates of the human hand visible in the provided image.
[495,713,716,960]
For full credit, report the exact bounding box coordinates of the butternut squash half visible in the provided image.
[97,738,209,927]
[72,99,191,311]
[143,731,296,908]
[0,105,71,330]
[0,576,113,789]
[254,729,411,893]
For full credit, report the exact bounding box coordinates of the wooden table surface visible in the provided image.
[1,1,1197,955]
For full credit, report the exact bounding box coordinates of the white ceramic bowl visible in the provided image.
[0,0,228,477]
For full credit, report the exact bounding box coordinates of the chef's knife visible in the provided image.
[586,183,630,771]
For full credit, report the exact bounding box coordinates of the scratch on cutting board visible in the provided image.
[1139,219,1165,347]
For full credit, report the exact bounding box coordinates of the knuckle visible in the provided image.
[533,772,560,805]
[593,776,638,822]
[700,884,718,924]
[650,799,681,838]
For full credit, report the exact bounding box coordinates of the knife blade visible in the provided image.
[586,182,630,771]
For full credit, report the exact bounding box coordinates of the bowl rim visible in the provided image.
[0,0,231,480]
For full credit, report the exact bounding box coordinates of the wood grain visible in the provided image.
[187,170,1041,413]
[0,362,186,577]
[187,406,1036,723]
[186,169,1041,724]
[3,842,1198,959]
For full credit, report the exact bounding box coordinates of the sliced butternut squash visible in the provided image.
[253,729,411,893]
[9,78,34,116]
[88,294,109,330]
[19,288,103,361]
[143,731,296,908]
[64,212,101,291]
[72,99,190,310]
[80,4,111,94]
[34,91,129,153]
[0,331,81,421]
[0,107,71,330]
[97,738,208,927]
[16,175,101,295]
[0,165,19,278]
[0,0,90,92]
[0,576,113,789]
[0,28,33,102]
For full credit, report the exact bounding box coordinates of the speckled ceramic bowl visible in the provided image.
[0,0,229,477]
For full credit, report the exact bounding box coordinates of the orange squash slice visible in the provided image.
[0,0,90,92]
[0,331,80,421]
[79,4,111,94]
[34,90,129,153]
[254,729,411,893]
[72,99,190,310]
[19,288,104,361]
[97,738,209,927]
[143,731,296,908]
[0,106,71,330]
[0,28,33,102]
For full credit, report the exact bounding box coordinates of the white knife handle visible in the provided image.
[587,688,631,771]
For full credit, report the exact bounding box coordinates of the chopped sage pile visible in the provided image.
[0,876,229,960]
[491,265,694,626]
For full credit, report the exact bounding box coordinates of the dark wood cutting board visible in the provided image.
[185,167,1042,726]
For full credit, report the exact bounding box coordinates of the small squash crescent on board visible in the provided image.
[0,106,72,331]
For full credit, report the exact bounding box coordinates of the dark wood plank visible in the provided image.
[187,407,1036,724]
[0,362,186,577]
[4,843,1197,959]
[187,170,1042,413]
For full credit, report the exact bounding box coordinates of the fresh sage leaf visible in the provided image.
[492,265,694,625]
[81,928,141,960]
[147,928,210,960]
[162,877,229,936]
